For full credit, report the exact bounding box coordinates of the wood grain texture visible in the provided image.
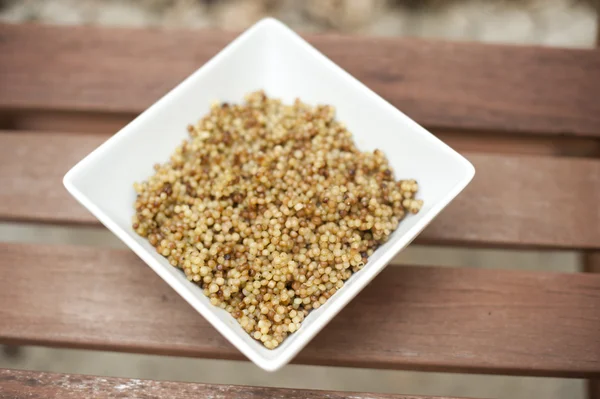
[0,369,468,399]
[1,24,600,136]
[0,132,99,223]
[0,243,599,377]
[585,251,600,399]
[2,131,600,249]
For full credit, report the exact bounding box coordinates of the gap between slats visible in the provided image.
[0,347,586,399]
[0,222,581,274]
[2,113,600,157]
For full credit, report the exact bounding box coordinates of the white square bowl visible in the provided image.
[63,18,475,372]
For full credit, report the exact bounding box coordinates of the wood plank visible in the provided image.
[1,24,599,137]
[2,131,600,249]
[0,132,99,224]
[0,369,469,399]
[0,243,599,377]
[585,251,600,399]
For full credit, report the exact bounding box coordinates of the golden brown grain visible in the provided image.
[133,91,422,349]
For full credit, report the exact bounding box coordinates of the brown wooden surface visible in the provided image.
[2,22,600,390]
[1,242,599,378]
[1,24,600,137]
[2,131,600,249]
[586,251,600,399]
[587,9,600,399]
[0,369,470,399]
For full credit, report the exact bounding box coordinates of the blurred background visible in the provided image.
[0,0,597,47]
[0,1,598,398]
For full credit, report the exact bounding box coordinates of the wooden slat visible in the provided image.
[586,251,600,399]
[1,131,600,249]
[1,24,599,137]
[0,132,98,224]
[0,243,599,377]
[0,369,469,399]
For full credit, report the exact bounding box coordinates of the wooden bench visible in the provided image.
[1,23,599,398]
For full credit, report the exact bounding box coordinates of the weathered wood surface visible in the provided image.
[2,132,599,249]
[0,243,598,377]
[585,251,600,399]
[1,24,599,136]
[0,369,470,399]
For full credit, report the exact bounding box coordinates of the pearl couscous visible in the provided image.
[132,91,422,349]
